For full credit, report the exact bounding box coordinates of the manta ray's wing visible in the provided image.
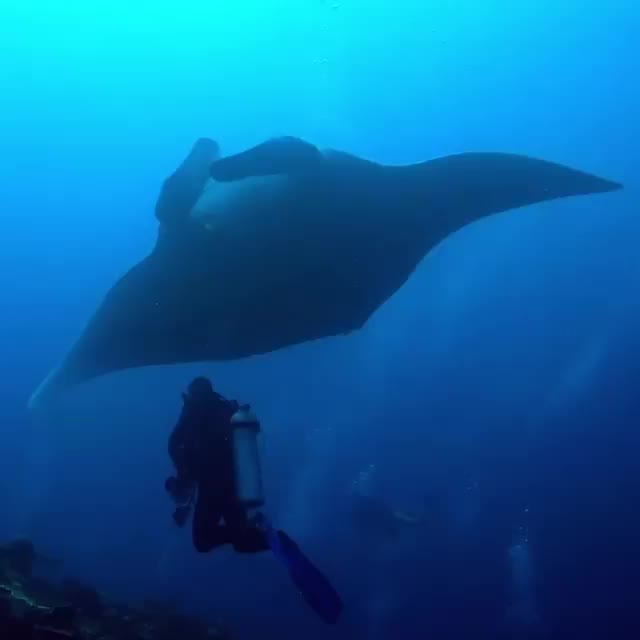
[209,141,622,232]
[386,151,622,239]
[28,139,221,412]
[335,151,623,328]
[207,144,622,337]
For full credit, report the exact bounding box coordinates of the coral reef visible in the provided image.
[0,539,231,640]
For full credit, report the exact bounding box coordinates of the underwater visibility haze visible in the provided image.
[0,1,638,639]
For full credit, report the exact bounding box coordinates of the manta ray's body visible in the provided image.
[29,137,622,408]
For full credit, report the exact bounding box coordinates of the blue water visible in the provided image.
[1,1,638,638]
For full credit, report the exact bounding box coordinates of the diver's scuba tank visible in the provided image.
[231,404,265,508]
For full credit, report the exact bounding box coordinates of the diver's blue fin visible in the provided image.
[257,515,343,624]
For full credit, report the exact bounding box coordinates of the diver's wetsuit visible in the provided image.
[168,380,269,554]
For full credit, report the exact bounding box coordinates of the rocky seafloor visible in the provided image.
[0,539,232,640]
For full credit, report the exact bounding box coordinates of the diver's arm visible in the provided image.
[168,396,195,474]
[166,413,197,506]
[168,423,185,469]
[209,136,323,182]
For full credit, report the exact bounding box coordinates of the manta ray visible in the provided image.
[28,136,622,409]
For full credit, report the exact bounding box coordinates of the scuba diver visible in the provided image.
[164,375,343,624]
[165,376,268,553]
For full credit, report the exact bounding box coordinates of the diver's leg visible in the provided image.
[223,505,269,554]
[192,490,230,553]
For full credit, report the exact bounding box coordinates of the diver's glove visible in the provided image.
[165,476,195,505]
[166,476,195,528]
[172,505,192,528]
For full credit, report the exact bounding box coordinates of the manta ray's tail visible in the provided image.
[391,152,622,235]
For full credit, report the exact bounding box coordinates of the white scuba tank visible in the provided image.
[230,405,265,508]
